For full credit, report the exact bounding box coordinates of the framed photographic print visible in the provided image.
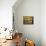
[23,16,34,24]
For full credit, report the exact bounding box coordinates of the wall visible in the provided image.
[41,0,46,46]
[0,0,16,30]
[13,0,46,46]
[13,0,41,46]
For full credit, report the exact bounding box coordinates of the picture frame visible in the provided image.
[23,16,34,24]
